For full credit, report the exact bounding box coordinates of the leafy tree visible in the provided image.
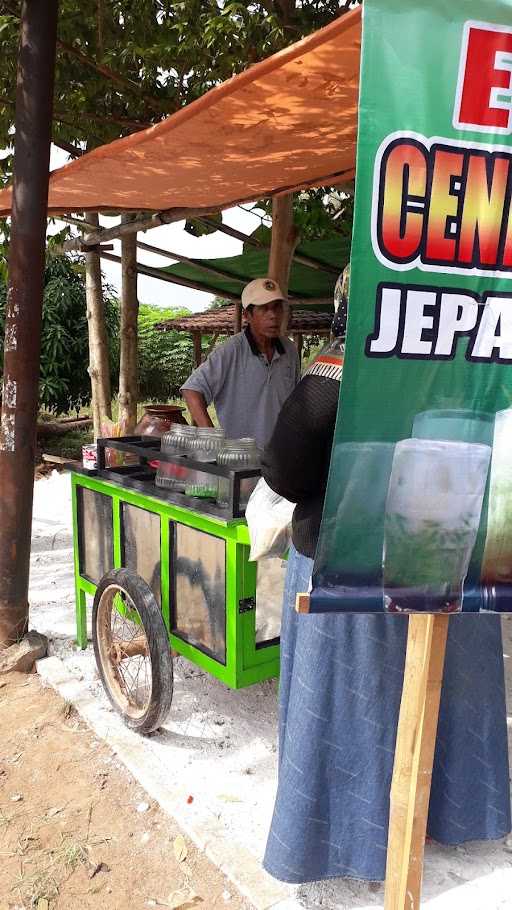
[137,304,194,402]
[0,255,118,415]
[0,2,356,159]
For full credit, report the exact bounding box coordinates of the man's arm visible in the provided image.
[182,389,214,428]
[180,342,227,426]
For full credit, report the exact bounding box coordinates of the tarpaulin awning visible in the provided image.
[0,7,360,217]
[162,235,350,301]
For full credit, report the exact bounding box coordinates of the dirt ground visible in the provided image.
[0,672,249,910]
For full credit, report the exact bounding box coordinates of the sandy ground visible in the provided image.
[0,671,249,910]
[23,472,512,909]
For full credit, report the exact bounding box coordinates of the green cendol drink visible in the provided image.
[383,439,491,613]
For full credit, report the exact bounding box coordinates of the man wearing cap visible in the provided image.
[181,278,300,449]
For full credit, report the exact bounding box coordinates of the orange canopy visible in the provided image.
[0,7,360,217]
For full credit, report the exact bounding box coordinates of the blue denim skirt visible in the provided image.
[263,545,511,884]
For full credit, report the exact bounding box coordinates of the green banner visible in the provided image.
[312,0,512,613]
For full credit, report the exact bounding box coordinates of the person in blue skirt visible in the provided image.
[260,279,511,885]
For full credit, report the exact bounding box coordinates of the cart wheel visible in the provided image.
[92,568,173,734]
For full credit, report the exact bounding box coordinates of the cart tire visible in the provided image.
[92,568,173,734]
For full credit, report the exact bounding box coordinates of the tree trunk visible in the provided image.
[85,212,112,439]
[0,0,58,648]
[268,193,299,333]
[118,213,139,433]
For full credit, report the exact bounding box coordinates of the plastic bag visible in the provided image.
[245,478,295,561]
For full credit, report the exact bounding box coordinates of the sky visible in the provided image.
[49,146,265,313]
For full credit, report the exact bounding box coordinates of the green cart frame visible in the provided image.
[71,469,281,699]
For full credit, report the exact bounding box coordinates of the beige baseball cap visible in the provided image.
[241,277,286,310]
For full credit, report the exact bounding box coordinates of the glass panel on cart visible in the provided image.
[173,524,226,663]
[77,488,113,584]
[255,558,285,644]
[121,503,161,605]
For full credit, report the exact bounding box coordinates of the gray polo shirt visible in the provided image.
[181,326,300,449]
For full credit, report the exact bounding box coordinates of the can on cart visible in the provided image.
[82,443,98,471]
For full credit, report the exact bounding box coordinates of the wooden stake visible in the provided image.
[384,614,449,910]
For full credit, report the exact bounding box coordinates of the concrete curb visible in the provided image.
[37,655,296,910]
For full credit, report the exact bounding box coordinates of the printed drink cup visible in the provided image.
[482,408,512,585]
[383,439,491,613]
[313,441,395,611]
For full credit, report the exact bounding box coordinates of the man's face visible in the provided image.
[247,300,283,338]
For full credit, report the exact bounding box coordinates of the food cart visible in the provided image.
[71,435,283,733]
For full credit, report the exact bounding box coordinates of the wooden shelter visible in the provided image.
[156,305,333,367]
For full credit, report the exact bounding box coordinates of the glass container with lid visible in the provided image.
[156,424,198,490]
[217,438,261,508]
[186,427,225,498]
[162,423,197,455]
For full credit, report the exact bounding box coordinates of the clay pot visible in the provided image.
[134,405,188,438]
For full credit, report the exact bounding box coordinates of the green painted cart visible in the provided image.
[71,437,283,733]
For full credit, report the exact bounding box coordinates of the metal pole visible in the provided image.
[0,0,58,648]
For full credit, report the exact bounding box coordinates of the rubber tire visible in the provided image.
[92,568,173,734]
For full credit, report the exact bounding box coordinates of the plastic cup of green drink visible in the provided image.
[314,441,395,611]
[383,439,491,613]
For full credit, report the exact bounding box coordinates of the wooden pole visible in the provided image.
[234,302,243,334]
[384,614,449,910]
[85,212,112,439]
[99,251,241,302]
[192,332,202,368]
[60,205,221,251]
[0,0,58,648]
[268,194,299,333]
[293,332,303,364]
[198,216,339,275]
[118,213,139,433]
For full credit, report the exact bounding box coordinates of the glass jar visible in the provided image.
[217,438,261,508]
[156,424,197,490]
[186,427,225,499]
[162,423,197,455]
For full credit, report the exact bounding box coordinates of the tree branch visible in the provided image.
[3,0,175,117]
[1,92,150,136]
[53,139,83,158]
[56,39,175,116]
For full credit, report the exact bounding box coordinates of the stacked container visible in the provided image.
[217,438,261,507]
